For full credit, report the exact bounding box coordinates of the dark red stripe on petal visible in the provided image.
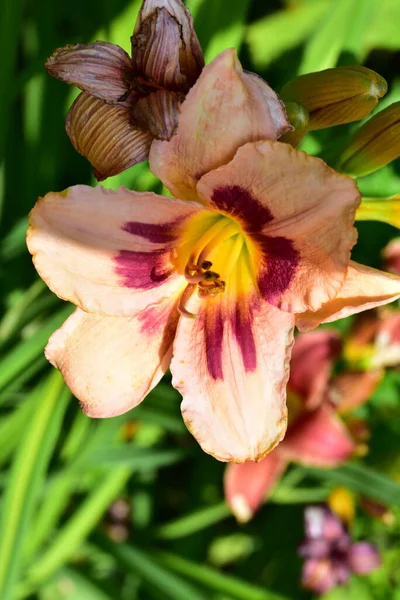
[115,250,173,289]
[122,221,179,244]
[211,186,273,230]
[231,305,257,372]
[257,235,300,302]
[204,307,224,380]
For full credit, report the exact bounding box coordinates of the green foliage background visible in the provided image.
[1,0,400,598]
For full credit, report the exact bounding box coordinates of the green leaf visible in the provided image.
[299,0,375,73]
[155,551,289,600]
[193,0,250,62]
[246,0,330,70]
[364,0,400,54]
[0,371,70,600]
[156,502,231,540]
[23,467,131,590]
[40,567,115,600]
[0,305,73,395]
[95,535,207,600]
[302,462,400,505]
[81,446,188,470]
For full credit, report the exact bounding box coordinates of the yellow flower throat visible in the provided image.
[174,212,259,317]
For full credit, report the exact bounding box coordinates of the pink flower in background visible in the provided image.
[27,47,400,463]
[383,238,400,275]
[224,330,382,520]
[299,505,380,595]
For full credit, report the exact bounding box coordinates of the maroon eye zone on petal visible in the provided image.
[211,185,273,230]
[115,249,173,289]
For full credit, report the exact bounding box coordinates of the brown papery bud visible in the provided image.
[281,66,387,131]
[66,93,152,180]
[132,0,204,92]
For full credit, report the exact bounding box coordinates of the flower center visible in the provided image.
[175,212,259,317]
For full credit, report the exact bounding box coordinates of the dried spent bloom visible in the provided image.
[338,101,400,177]
[46,0,204,180]
[280,66,387,146]
[299,506,380,595]
[28,50,400,464]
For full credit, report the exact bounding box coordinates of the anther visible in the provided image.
[201,260,212,270]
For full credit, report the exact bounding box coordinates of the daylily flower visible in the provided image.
[344,308,400,370]
[224,330,368,521]
[27,49,400,464]
[46,0,204,180]
[299,505,380,595]
[383,237,400,276]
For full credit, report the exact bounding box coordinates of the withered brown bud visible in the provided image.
[45,0,204,180]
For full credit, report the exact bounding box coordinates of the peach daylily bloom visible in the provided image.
[27,49,400,464]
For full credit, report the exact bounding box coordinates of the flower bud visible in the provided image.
[356,195,400,228]
[280,101,309,146]
[281,66,387,133]
[338,101,400,177]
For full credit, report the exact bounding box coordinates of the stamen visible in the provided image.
[178,284,197,319]
[197,222,240,267]
[190,219,238,266]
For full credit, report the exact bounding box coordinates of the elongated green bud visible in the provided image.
[281,66,387,132]
[338,102,400,177]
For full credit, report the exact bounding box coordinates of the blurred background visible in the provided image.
[1,0,400,598]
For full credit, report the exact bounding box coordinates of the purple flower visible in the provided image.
[299,506,380,595]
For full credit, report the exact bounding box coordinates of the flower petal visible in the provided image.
[133,0,204,90]
[330,371,382,414]
[46,42,133,105]
[373,311,400,368]
[130,89,183,140]
[46,304,178,417]
[133,7,186,91]
[296,261,400,331]
[348,542,381,575]
[66,93,152,180]
[197,141,360,313]
[150,49,290,201]
[281,405,355,467]
[289,330,342,409]
[171,296,294,462]
[224,452,287,522]
[301,558,337,595]
[27,185,202,316]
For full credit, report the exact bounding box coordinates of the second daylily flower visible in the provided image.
[27,50,400,463]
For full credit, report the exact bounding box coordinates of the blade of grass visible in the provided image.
[302,462,400,505]
[0,371,69,600]
[0,304,72,394]
[156,502,231,540]
[0,279,46,345]
[155,551,289,600]
[23,467,131,591]
[95,535,207,600]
